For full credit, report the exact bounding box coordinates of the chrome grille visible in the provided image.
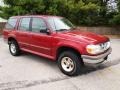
[100,41,110,51]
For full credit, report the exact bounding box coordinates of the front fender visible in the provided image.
[52,40,87,60]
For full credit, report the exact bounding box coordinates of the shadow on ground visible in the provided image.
[80,58,120,75]
[21,52,120,76]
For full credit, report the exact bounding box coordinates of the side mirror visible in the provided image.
[40,28,50,35]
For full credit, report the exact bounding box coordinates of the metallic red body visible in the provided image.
[3,15,109,60]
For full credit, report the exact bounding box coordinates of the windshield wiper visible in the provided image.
[55,29,70,32]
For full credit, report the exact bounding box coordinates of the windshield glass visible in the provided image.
[48,17,75,31]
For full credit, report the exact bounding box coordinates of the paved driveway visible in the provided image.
[0,37,120,90]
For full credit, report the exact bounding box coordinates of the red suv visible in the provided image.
[3,15,112,76]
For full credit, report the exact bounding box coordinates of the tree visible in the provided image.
[0,0,119,25]
[0,0,45,19]
[109,0,120,25]
[117,0,120,11]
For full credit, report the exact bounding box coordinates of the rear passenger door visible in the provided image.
[16,17,32,49]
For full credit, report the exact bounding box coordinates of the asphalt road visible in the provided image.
[0,37,120,90]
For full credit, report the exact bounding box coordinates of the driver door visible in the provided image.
[30,17,52,56]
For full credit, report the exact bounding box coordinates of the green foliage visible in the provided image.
[109,0,120,25]
[68,1,100,25]
[117,0,120,11]
[0,0,119,26]
[109,13,120,25]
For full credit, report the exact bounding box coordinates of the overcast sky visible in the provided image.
[0,0,4,6]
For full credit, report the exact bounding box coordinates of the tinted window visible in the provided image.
[5,18,17,30]
[48,17,74,31]
[47,18,56,30]
[19,18,30,31]
[32,18,47,33]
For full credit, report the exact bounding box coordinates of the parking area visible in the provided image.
[0,37,120,90]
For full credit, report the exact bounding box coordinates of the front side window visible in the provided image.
[32,18,47,33]
[5,18,17,30]
[47,17,74,31]
[19,18,30,31]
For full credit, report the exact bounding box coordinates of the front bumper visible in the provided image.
[81,47,112,64]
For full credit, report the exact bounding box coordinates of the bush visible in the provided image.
[0,0,119,26]
[110,13,120,25]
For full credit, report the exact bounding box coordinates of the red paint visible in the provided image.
[3,15,109,60]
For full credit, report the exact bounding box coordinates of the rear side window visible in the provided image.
[19,18,31,31]
[5,18,17,30]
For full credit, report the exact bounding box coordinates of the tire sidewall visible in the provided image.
[58,51,82,76]
[9,40,20,56]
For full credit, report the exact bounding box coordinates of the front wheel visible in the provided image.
[9,40,21,56]
[58,51,83,76]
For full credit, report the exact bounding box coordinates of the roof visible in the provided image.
[11,15,62,19]
[0,17,7,22]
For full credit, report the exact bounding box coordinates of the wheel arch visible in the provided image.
[56,46,84,65]
[56,46,83,62]
[8,37,18,45]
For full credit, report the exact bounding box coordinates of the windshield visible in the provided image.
[47,17,75,31]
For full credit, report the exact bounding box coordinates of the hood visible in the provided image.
[57,30,109,44]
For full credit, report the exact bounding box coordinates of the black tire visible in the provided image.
[58,51,83,76]
[9,40,21,56]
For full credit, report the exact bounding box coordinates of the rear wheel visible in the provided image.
[9,40,21,56]
[58,51,83,76]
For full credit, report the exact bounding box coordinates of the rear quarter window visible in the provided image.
[18,17,31,31]
[5,18,17,30]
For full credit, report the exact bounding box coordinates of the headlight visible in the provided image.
[86,41,110,54]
